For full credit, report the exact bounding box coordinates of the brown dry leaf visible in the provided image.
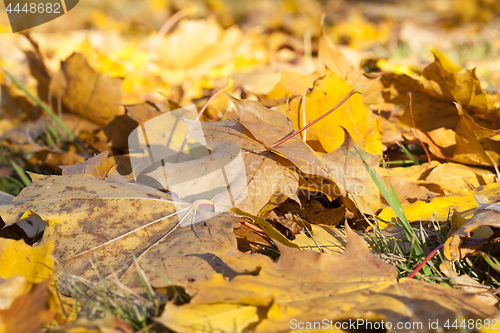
[444,196,500,261]
[291,224,346,254]
[0,277,54,333]
[265,209,312,235]
[174,118,300,215]
[318,29,353,80]
[288,69,382,154]
[0,80,43,122]
[103,100,178,153]
[453,103,500,166]
[273,196,346,227]
[50,53,124,126]
[232,96,330,179]
[380,114,403,148]
[382,176,438,204]
[44,151,87,172]
[427,127,457,149]
[322,129,383,215]
[60,151,115,180]
[0,191,13,206]
[424,162,497,193]
[0,173,240,290]
[381,52,498,133]
[138,98,333,217]
[440,261,498,307]
[158,224,497,333]
[402,128,456,159]
[318,29,386,112]
[56,114,102,138]
[0,117,47,145]
[233,222,275,254]
[378,161,441,182]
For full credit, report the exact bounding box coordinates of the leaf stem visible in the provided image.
[271,86,364,148]
[408,243,444,279]
[240,221,265,234]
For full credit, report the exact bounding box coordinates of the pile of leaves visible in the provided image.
[1,0,500,332]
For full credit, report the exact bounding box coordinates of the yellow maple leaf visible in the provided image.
[289,69,382,154]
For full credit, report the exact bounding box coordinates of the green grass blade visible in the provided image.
[356,148,431,275]
[396,141,419,165]
[231,208,300,249]
[1,68,89,155]
[8,159,31,187]
[300,220,324,253]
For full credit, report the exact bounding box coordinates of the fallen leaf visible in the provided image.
[233,63,318,101]
[272,195,346,227]
[156,17,243,81]
[322,128,383,215]
[50,53,124,126]
[157,302,258,333]
[381,52,498,133]
[103,100,180,153]
[0,191,13,206]
[402,127,455,159]
[0,173,240,290]
[0,277,53,333]
[453,103,500,166]
[424,162,497,193]
[60,151,115,180]
[231,208,299,249]
[440,260,498,307]
[0,80,43,122]
[145,119,299,215]
[427,127,457,148]
[158,224,497,333]
[232,96,330,179]
[289,69,382,154]
[0,239,54,283]
[318,29,353,79]
[378,161,441,182]
[329,10,393,50]
[382,175,437,204]
[291,224,346,254]
[444,196,500,261]
[378,182,500,225]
